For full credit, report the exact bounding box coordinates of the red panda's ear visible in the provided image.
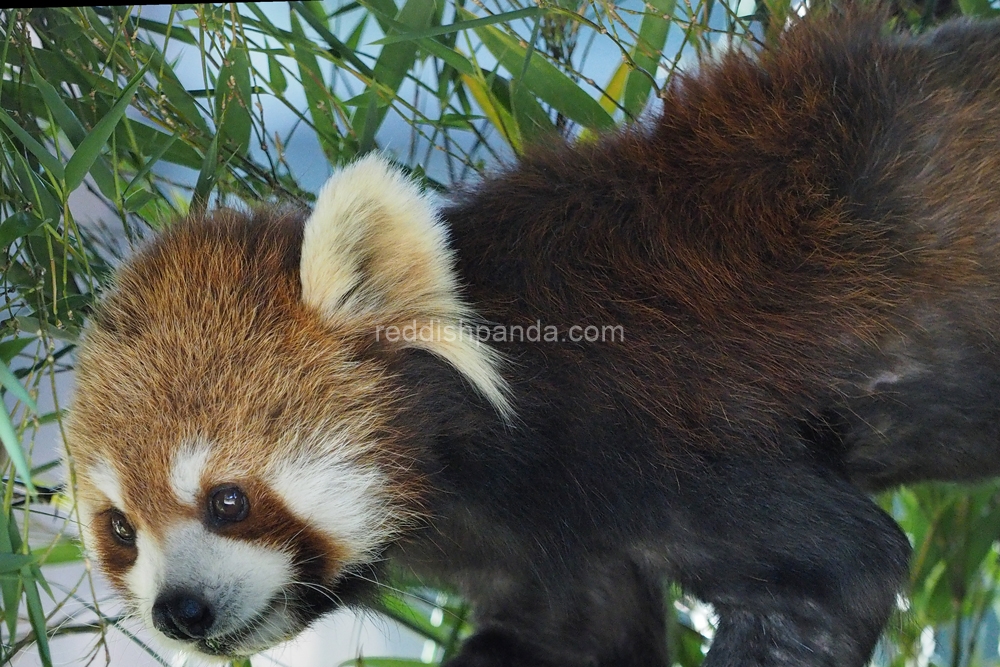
[300,154,512,418]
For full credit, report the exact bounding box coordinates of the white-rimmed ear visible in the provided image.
[300,154,512,418]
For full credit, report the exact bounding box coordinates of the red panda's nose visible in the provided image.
[152,592,215,640]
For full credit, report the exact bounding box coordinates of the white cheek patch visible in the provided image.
[128,520,294,642]
[126,529,166,609]
[268,434,396,565]
[169,440,212,506]
[88,459,126,509]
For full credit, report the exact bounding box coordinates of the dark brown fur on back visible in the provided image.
[444,13,1000,466]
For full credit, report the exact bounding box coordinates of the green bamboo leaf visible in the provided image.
[9,149,61,225]
[289,1,375,77]
[462,72,521,151]
[376,593,458,645]
[124,190,157,212]
[0,338,33,365]
[346,12,369,50]
[119,15,199,44]
[623,0,675,118]
[268,54,287,95]
[599,60,630,114]
[469,13,614,131]
[125,134,178,194]
[121,123,201,170]
[64,64,148,193]
[0,407,36,496]
[0,509,21,641]
[158,74,212,135]
[32,561,54,604]
[416,37,476,75]
[353,0,436,148]
[0,362,37,412]
[193,131,220,209]
[0,554,37,574]
[290,11,343,163]
[22,568,53,667]
[958,0,1000,16]
[338,659,430,667]
[0,212,45,251]
[373,7,542,44]
[30,67,117,197]
[30,459,62,476]
[495,74,554,145]
[215,42,253,158]
[0,110,64,179]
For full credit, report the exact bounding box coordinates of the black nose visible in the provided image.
[152,592,215,640]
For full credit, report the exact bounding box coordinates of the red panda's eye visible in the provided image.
[209,485,249,523]
[107,510,136,547]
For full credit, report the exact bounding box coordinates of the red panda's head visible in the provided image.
[65,156,509,658]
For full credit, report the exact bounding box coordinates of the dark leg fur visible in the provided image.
[676,454,911,667]
[444,559,668,667]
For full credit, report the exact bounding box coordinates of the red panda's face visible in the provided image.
[71,437,387,657]
[65,156,509,658]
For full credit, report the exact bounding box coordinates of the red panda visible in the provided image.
[65,10,1000,667]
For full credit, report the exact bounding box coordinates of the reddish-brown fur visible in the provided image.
[70,210,427,588]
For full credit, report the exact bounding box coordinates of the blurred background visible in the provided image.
[3,1,1000,665]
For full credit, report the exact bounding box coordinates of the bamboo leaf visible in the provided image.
[9,149,61,225]
[353,0,436,148]
[0,110,64,180]
[289,1,375,77]
[958,0,1000,16]
[623,0,675,118]
[158,74,212,136]
[21,568,52,667]
[64,64,148,193]
[0,405,36,496]
[416,37,476,75]
[338,660,430,667]
[215,42,253,158]
[373,7,542,44]
[268,54,287,95]
[461,72,520,151]
[30,66,117,197]
[469,13,614,131]
[289,11,343,163]
[0,509,21,641]
[125,133,178,194]
[0,212,45,251]
[0,554,36,574]
[192,131,220,209]
[0,362,37,412]
[599,61,630,115]
[0,338,33,365]
[377,594,451,645]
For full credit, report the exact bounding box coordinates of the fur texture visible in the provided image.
[67,11,1000,667]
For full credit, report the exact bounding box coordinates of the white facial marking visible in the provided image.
[268,433,394,564]
[169,441,212,506]
[128,520,295,647]
[126,529,166,611]
[89,459,125,508]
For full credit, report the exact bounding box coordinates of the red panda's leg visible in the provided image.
[681,457,912,667]
[443,557,668,667]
